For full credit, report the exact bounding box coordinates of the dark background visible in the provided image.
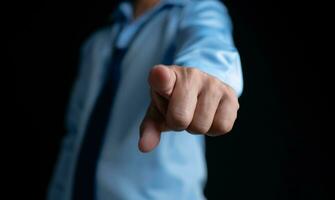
[12,0,331,199]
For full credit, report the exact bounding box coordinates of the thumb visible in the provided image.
[139,103,166,153]
[149,65,177,99]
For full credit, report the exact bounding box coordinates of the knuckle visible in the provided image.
[208,79,224,98]
[168,110,191,130]
[230,97,240,111]
[235,101,240,110]
[187,68,202,80]
[220,120,234,133]
[213,80,227,97]
[188,121,211,134]
[221,84,230,95]
[210,76,223,87]
[187,67,200,76]
[228,96,239,107]
[221,91,239,109]
[212,120,234,135]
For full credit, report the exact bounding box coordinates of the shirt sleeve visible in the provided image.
[174,0,243,96]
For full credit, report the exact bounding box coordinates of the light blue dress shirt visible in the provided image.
[47,0,243,199]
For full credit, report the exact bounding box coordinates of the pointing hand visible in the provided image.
[139,65,239,152]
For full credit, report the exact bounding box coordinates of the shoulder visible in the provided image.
[181,0,228,14]
[179,0,231,28]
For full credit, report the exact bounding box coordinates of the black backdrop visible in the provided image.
[12,0,331,199]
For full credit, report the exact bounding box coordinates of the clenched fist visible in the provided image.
[139,65,240,152]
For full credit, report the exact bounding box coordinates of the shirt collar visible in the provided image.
[110,0,188,22]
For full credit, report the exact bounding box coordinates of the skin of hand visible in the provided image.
[138,65,240,153]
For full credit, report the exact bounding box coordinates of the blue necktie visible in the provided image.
[71,7,166,199]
